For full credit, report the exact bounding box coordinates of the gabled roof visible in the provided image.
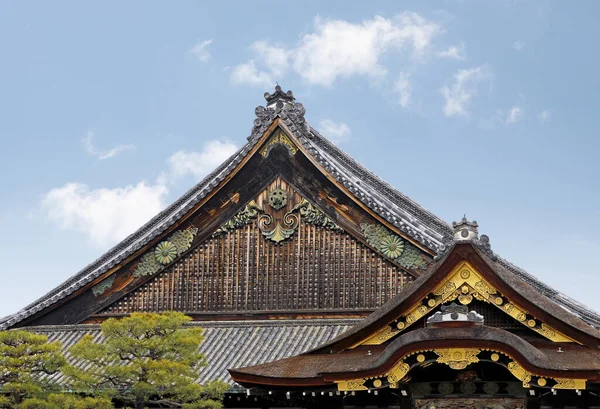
[314,240,600,352]
[0,86,451,330]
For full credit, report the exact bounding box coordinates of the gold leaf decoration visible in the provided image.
[435,348,480,370]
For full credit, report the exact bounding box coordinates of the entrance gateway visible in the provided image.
[3,87,600,408]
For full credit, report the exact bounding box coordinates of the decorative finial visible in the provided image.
[264,85,295,109]
[452,216,479,241]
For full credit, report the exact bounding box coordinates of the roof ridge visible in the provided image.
[308,126,452,238]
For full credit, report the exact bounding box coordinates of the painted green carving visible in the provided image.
[212,197,341,244]
[361,223,427,269]
[92,275,115,297]
[380,235,404,259]
[170,228,198,255]
[292,199,343,231]
[134,253,161,277]
[397,245,427,269]
[155,241,177,265]
[134,227,199,277]
[268,188,288,210]
[212,200,262,237]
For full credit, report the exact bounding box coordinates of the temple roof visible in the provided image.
[0,86,452,330]
[230,326,600,385]
[26,319,358,387]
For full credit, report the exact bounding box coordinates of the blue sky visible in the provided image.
[1,1,599,318]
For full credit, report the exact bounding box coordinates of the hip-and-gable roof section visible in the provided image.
[229,239,600,391]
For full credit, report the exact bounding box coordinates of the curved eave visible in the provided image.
[230,326,600,388]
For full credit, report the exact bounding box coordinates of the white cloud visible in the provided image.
[167,140,238,180]
[436,43,465,59]
[538,109,551,123]
[394,72,412,108]
[42,139,238,247]
[251,41,289,78]
[83,131,135,160]
[506,106,524,124]
[191,39,213,63]
[440,66,490,118]
[231,13,442,87]
[230,60,273,87]
[318,119,351,144]
[513,40,525,51]
[42,182,168,247]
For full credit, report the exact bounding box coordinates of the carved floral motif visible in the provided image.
[134,227,199,277]
[268,188,288,210]
[155,241,177,265]
[360,223,427,269]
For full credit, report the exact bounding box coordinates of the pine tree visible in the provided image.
[64,311,228,409]
[0,330,65,406]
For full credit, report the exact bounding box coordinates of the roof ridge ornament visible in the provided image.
[249,85,307,142]
[264,85,295,108]
[453,215,479,241]
[435,216,497,261]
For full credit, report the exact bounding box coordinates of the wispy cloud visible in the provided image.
[83,131,135,160]
[231,61,273,87]
[436,42,465,60]
[318,119,351,144]
[537,109,551,123]
[513,40,525,51]
[190,39,213,63]
[231,13,443,87]
[43,138,237,247]
[394,72,412,108]
[506,106,524,124]
[166,140,238,181]
[440,66,490,118]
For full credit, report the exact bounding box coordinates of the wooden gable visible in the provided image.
[15,121,434,327]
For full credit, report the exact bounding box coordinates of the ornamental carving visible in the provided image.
[260,129,298,158]
[435,348,480,370]
[268,188,288,210]
[134,227,199,277]
[361,261,575,345]
[386,361,410,383]
[213,195,343,244]
[92,275,115,297]
[361,223,427,269]
[259,212,298,244]
[334,348,588,392]
[212,201,262,237]
[292,199,342,231]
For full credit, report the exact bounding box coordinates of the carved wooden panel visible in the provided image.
[100,216,411,315]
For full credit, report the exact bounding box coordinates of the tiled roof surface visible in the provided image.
[26,319,359,386]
